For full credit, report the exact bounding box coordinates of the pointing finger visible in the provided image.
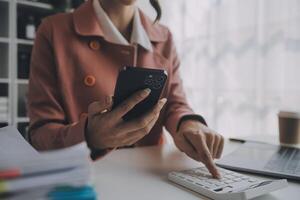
[185,131,221,178]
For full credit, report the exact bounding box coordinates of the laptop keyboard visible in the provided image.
[264,146,300,175]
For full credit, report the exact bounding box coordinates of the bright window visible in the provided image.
[140,0,300,137]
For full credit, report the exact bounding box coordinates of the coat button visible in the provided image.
[84,75,96,87]
[89,40,100,50]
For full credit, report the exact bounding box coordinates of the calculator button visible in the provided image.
[195,182,203,187]
[248,178,258,182]
[226,175,236,179]
[234,178,243,182]
[227,180,236,184]
[186,178,194,183]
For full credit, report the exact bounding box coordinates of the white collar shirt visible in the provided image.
[93,0,153,52]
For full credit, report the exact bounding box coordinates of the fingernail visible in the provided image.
[215,171,221,179]
[100,109,108,114]
[142,88,151,96]
[159,98,167,106]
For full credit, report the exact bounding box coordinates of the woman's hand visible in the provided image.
[86,88,167,149]
[174,120,224,178]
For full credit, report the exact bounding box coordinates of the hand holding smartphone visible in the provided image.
[113,66,168,121]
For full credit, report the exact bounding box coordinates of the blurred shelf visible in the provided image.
[0,78,9,83]
[0,0,9,38]
[0,116,9,123]
[17,117,29,123]
[16,79,29,84]
[0,37,9,43]
[1,0,70,131]
[17,0,53,10]
[0,123,9,129]
[0,83,8,97]
[0,121,9,125]
[17,39,34,45]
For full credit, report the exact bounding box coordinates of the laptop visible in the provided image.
[216,141,300,181]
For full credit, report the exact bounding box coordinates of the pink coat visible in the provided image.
[28,0,194,151]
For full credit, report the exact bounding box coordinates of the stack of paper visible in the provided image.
[0,97,8,120]
[0,126,97,200]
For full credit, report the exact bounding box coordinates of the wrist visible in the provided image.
[84,119,114,160]
[179,120,203,132]
[85,118,102,150]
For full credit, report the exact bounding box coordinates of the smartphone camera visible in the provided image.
[144,74,164,90]
[144,75,154,86]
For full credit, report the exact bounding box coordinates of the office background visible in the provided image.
[0,0,84,137]
[140,0,300,138]
[0,0,299,138]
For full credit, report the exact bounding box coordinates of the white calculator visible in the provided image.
[168,166,288,200]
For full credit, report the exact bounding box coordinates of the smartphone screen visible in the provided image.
[113,66,168,121]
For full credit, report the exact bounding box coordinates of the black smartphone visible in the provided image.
[113,66,168,121]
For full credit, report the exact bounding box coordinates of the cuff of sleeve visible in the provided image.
[176,114,208,132]
[83,116,113,161]
[90,148,114,161]
[165,111,194,136]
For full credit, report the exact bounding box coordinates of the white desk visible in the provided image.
[93,140,300,200]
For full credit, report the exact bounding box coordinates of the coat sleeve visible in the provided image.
[163,31,206,136]
[28,18,87,151]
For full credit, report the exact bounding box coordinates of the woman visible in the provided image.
[28,0,224,178]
